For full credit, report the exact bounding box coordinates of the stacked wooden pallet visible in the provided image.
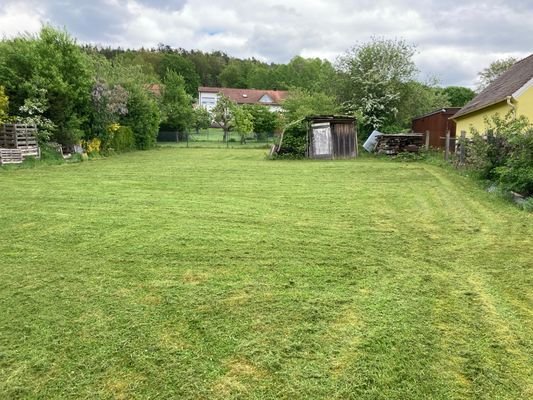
[0,124,40,161]
[0,148,23,165]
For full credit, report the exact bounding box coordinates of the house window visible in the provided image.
[259,94,273,103]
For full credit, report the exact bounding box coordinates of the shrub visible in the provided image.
[465,112,533,196]
[244,104,280,139]
[493,130,533,195]
[275,122,307,159]
[109,125,135,152]
[121,86,160,149]
[82,137,101,155]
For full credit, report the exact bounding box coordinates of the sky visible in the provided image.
[1,0,531,87]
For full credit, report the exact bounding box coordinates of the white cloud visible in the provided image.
[0,0,532,86]
[0,2,43,38]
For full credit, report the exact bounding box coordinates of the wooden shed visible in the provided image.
[307,115,357,159]
[411,108,460,149]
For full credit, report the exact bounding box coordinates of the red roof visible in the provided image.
[145,83,161,96]
[199,86,288,105]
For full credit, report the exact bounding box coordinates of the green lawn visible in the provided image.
[1,148,532,399]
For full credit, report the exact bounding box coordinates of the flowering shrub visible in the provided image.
[16,88,56,143]
[90,80,129,148]
[82,138,101,154]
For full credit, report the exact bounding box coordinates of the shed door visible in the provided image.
[311,122,332,158]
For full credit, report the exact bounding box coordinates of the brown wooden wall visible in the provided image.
[307,117,357,159]
[331,122,357,159]
[412,109,460,149]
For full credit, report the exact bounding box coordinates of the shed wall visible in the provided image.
[412,111,458,149]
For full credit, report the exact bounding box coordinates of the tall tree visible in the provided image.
[393,81,450,132]
[191,106,211,135]
[158,53,200,97]
[232,106,254,144]
[187,50,229,87]
[218,60,253,88]
[442,86,476,107]
[477,57,516,92]
[160,70,193,138]
[280,56,337,94]
[281,88,339,125]
[0,26,93,144]
[336,38,417,134]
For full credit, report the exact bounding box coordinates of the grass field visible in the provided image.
[1,148,532,399]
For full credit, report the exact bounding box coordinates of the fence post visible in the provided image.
[445,130,450,161]
[459,130,466,165]
[425,130,430,150]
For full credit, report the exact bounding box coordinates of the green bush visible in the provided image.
[465,112,533,196]
[110,126,135,152]
[493,130,533,195]
[275,122,307,158]
[121,86,160,150]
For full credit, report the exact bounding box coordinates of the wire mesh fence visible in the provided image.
[157,128,277,149]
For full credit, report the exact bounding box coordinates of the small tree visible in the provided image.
[161,70,193,140]
[212,94,235,142]
[233,107,254,144]
[244,104,280,140]
[16,88,56,144]
[191,106,211,135]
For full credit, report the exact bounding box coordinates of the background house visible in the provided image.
[453,54,533,134]
[412,108,460,149]
[198,87,288,112]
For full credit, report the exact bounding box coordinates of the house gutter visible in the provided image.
[452,98,516,121]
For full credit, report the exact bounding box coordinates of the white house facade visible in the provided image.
[198,87,288,112]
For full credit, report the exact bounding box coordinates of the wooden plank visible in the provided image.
[0,148,24,165]
[445,130,451,161]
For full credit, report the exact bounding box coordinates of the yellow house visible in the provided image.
[452,54,533,135]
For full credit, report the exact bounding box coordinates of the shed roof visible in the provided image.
[306,115,356,123]
[453,54,533,119]
[198,87,288,105]
[412,107,461,121]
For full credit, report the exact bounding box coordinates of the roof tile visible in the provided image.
[198,87,288,105]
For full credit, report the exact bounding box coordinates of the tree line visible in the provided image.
[3,26,515,154]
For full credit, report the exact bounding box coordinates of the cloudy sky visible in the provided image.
[1,0,531,87]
